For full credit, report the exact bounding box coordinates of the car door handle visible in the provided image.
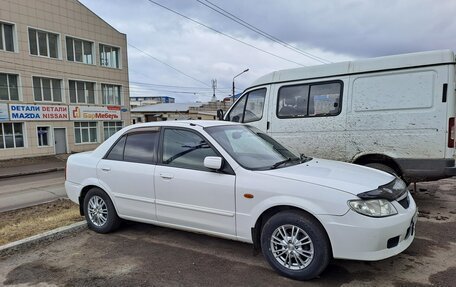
[160,173,174,180]
[101,167,111,172]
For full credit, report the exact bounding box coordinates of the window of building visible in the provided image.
[277,82,342,118]
[101,84,121,105]
[66,37,94,64]
[0,123,24,149]
[37,126,50,146]
[74,122,97,144]
[0,73,19,101]
[103,121,123,140]
[99,44,120,68]
[69,80,95,104]
[0,22,15,52]
[28,28,59,58]
[162,128,218,171]
[33,77,62,102]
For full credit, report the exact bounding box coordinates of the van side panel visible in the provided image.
[347,67,449,181]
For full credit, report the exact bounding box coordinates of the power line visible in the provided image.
[145,0,306,67]
[129,80,230,91]
[128,44,212,88]
[196,0,331,64]
[130,87,215,95]
[0,59,231,96]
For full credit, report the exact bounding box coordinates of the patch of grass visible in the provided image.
[0,199,83,245]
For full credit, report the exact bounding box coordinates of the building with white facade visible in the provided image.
[0,0,130,159]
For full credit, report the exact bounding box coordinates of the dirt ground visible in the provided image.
[0,178,455,286]
[0,199,82,245]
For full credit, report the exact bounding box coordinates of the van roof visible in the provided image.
[250,49,455,88]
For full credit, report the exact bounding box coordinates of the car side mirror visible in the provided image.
[204,156,223,170]
[217,109,224,120]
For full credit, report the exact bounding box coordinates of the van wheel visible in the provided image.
[365,163,397,176]
[365,163,410,186]
[260,211,330,280]
[83,188,121,233]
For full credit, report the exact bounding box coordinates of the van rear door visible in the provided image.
[447,64,456,158]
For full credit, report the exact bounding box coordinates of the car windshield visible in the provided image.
[205,125,304,170]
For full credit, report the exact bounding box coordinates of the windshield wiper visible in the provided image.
[300,153,312,163]
[270,158,296,169]
[270,154,312,169]
[164,142,209,164]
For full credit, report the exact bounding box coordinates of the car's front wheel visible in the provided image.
[83,188,121,233]
[260,210,331,280]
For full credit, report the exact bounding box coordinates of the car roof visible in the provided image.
[128,120,241,129]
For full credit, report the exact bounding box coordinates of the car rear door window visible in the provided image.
[106,135,126,161]
[105,130,159,164]
[124,132,158,164]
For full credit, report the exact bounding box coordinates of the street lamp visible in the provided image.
[232,68,249,102]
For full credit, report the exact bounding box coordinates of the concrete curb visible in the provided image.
[0,221,87,257]
[0,167,65,180]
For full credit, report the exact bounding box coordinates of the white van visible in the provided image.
[221,50,456,183]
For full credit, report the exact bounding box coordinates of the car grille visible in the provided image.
[397,194,410,209]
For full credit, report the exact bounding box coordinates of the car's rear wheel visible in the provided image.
[260,211,330,280]
[83,188,121,233]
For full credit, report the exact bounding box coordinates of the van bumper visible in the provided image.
[396,158,456,182]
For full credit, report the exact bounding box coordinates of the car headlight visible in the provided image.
[348,199,398,217]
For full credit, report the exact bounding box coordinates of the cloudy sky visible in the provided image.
[80,0,456,102]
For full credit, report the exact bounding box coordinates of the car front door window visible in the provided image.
[162,128,218,171]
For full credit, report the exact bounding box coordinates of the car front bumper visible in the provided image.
[319,193,418,261]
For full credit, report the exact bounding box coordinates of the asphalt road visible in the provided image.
[0,178,455,286]
[0,171,66,212]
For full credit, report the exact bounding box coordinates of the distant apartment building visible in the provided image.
[0,0,130,159]
[130,96,175,109]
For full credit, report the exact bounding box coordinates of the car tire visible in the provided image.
[260,210,331,281]
[83,187,121,233]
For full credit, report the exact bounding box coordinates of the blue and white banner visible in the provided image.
[9,104,69,121]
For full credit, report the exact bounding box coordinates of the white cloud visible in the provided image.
[80,0,456,102]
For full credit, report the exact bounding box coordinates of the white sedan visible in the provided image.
[65,121,417,280]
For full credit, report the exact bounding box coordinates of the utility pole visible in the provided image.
[232,69,249,103]
[211,79,217,102]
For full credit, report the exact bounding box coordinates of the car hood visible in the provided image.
[256,158,396,196]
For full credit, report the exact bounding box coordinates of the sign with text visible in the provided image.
[69,105,121,121]
[9,104,68,121]
[0,103,8,121]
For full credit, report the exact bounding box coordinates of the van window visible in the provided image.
[277,82,342,118]
[227,88,266,123]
